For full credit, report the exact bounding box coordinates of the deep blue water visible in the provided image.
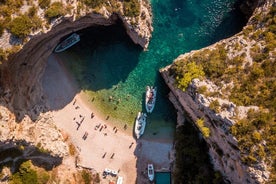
[56,0,246,140]
[155,172,171,184]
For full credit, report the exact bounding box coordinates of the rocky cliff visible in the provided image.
[0,0,152,121]
[160,0,275,183]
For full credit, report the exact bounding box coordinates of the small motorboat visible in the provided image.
[145,86,157,113]
[134,112,147,139]
[148,164,154,181]
[54,33,80,53]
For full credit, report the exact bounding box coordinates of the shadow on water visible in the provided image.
[42,24,142,111]
[64,25,142,91]
[210,1,248,43]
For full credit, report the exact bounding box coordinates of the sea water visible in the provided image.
[56,0,246,140]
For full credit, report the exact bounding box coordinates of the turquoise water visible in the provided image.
[57,0,245,139]
[155,172,171,184]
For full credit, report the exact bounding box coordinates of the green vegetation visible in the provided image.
[38,0,50,9]
[10,160,50,184]
[7,5,42,39]
[171,61,204,91]
[81,170,92,184]
[174,122,224,183]
[123,0,140,17]
[231,109,275,175]
[169,3,276,182]
[82,0,140,17]
[82,0,106,9]
[197,85,207,94]
[8,15,34,38]
[45,2,65,20]
[209,99,220,113]
[0,0,143,64]
[195,118,210,138]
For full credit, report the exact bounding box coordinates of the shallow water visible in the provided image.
[56,0,246,140]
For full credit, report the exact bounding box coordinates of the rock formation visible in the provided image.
[0,0,152,121]
[160,0,274,183]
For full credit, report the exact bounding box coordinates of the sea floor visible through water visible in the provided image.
[54,0,246,140]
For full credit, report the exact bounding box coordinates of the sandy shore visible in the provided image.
[42,54,173,183]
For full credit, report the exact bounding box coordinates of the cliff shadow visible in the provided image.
[132,138,173,184]
[0,140,63,174]
[209,0,248,44]
[42,24,142,110]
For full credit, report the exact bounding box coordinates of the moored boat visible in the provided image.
[134,112,147,139]
[145,86,157,113]
[148,164,154,181]
[54,33,80,53]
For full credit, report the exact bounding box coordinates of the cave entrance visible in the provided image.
[41,24,142,111]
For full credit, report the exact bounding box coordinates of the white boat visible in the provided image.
[145,86,157,113]
[148,164,154,181]
[54,33,80,53]
[134,112,147,139]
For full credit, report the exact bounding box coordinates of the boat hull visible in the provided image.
[134,112,147,139]
[148,164,154,181]
[145,86,157,113]
[54,33,80,53]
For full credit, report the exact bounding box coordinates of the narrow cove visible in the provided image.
[53,0,246,141]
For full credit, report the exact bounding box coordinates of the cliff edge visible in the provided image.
[0,0,152,120]
[160,0,275,183]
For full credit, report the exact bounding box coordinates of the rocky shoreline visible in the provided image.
[0,0,152,121]
[160,0,274,183]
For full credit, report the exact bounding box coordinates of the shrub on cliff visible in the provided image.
[81,170,92,184]
[38,0,50,9]
[45,2,65,20]
[195,118,210,138]
[82,0,106,8]
[209,99,220,113]
[231,109,275,168]
[10,160,51,184]
[8,14,33,38]
[123,0,140,17]
[171,61,204,91]
[10,161,38,184]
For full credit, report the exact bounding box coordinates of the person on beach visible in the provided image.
[91,112,94,119]
[111,153,115,159]
[129,142,134,149]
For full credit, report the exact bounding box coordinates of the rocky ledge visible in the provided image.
[0,0,152,120]
[160,0,274,183]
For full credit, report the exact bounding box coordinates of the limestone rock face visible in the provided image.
[160,0,273,183]
[0,105,69,174]
[0,105,68,157]
[160,67,268,184]
[0,1,152,120]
